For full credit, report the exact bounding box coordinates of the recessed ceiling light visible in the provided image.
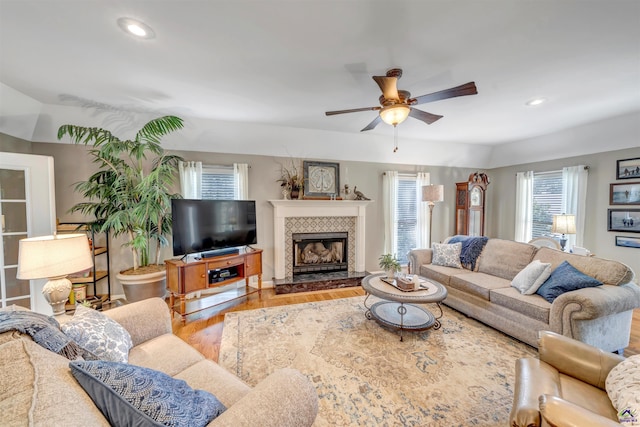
[117,17,155,39]
[525,98,546,107]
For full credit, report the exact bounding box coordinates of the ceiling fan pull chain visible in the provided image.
[393,125,399,152]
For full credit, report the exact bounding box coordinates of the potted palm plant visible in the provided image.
[58,116,184,302]
[379,254,401,280]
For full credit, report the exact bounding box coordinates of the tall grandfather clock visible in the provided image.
[455,172,490,236]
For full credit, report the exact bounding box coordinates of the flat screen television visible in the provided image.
[171,199,257,256]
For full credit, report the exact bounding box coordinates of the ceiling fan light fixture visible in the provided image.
[379,104,410,126]
[117,17,155,39]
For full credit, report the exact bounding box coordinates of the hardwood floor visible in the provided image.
[171,287,640,362]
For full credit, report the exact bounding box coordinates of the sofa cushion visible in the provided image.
[490,287,550,323]
[432,242,463,269]
[449,272,511,301]
[62,304,133,363]
[128,334,205,377]
[70,360,226,427]
[477,239,537,281]
[511,260,552,295]
[0,337,109,426]
[419,264,472,286]
[536,261,603,303]
[605,354,640,424]
[533,247,634,286]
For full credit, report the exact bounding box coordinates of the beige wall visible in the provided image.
[487,147,640,283]
[23,142,474,296]
[4,133,638,297]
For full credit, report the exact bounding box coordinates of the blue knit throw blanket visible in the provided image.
[0,310,82,360]
[448,235,489,270]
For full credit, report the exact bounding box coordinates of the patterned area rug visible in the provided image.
[219,296,537,426]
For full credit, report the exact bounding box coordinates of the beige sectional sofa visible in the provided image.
[0,297,318,427]
[408,238,640,352]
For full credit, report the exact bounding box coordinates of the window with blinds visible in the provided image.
[202,165,235,200]
[532,170,563,238]
[396,176,418,264]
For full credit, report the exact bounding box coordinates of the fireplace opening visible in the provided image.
[292,232,348,275]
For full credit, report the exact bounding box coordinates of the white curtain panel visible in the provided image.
[382,171,398,255]
[514,171,534,242]
[416,172,431,248]
[562,165,588,248]
[178,161,202,199]
[234,163,249,200]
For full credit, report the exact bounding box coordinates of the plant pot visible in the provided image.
[385,269,396,280]
[117,269,167,303]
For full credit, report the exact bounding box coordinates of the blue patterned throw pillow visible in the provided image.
[70,360,226,427]
[62,304,132,362]
[432,242,463,269]
[536,260,603,303]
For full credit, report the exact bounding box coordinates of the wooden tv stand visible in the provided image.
[165,248,262,323]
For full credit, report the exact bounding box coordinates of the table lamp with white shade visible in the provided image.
[422,184,444,248]
[17,234,93,315]
[552,213,576,252]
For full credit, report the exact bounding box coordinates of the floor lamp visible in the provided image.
[17,234,93,316]
[422,184,444,248]
[552,213,576,252]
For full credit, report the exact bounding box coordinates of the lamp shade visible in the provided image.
[422,184,444,203]
[551,214,576,235]
[379,104,410,126]
[17,234,93,279]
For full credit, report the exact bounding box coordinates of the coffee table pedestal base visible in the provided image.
[365,300,442,341]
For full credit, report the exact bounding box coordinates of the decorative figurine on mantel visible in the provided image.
[353,186,370,200]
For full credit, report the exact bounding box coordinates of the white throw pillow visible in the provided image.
[606,355,640,425]
[511,260,552,295]
[62,305,133,363]
[432,242,463,269]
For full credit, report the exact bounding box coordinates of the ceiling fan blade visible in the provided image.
[361,116,382,132]
[409,108,443,125]
[325,106,380,116]
[372,76,399,100]
[412,82,478,105]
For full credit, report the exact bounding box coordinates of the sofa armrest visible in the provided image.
[539,395,620,427]
[509,357,561,427]
[104,297,172,346]
[551,283,640,321]
[407,248,433,274]
[210,368,318,427]
[537,331,623,389]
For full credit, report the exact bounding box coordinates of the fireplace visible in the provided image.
[293,232,348,275]
[270,200,372,282]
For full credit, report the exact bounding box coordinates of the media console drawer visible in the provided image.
[206,255,243,270]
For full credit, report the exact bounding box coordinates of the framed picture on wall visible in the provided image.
[616,157,640,180]
[608,209,640,233]
[615,236,640,249]
[303,161,340,199]
[610,182,640,205]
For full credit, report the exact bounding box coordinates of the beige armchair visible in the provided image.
[510,330,624,427]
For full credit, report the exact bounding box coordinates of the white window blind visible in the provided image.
[532,170,563,238]
[396,175,417,264]
[202,165,235,200]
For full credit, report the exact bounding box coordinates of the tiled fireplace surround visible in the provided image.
[270,200,371,292]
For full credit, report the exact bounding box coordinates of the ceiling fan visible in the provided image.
[325,68,478,132]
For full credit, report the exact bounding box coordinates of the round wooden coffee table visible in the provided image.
[362,273,448,341]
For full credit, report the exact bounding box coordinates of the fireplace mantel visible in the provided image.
[269,200,373,279]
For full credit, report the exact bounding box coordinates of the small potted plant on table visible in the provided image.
[379,254,401,280]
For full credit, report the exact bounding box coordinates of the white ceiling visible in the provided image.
[1,0,639,166]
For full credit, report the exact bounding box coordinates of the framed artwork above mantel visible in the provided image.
[303,161,340,199]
